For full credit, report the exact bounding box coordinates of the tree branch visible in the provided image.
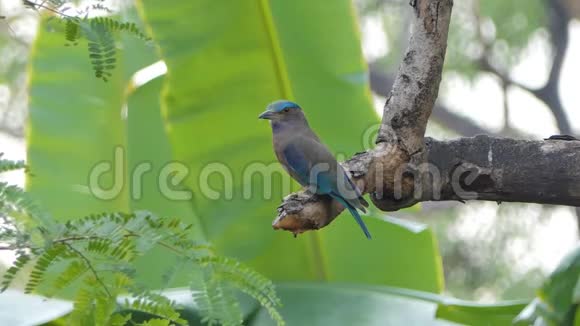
[536,0,572,135]
[273,136,580,233]
[478,0,580,235]
[376,0,452,151]
[64,242,113,298]
[478,0,573,135]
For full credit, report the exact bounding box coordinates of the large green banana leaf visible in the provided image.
[136,0,443,291]
[26,18,199,286]
[249,284,527,326]
[27,19,133,217]
[1,283,529,325]
[26,1,444,292]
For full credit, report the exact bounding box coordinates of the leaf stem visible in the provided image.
[64,242,113,298]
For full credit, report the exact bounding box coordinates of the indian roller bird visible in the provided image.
[259,100,371,239]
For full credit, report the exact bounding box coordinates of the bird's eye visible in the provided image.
[283,108,290,113]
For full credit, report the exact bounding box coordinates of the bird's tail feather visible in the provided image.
[342,192,368,213]
[332,195,372,239]
[342,171,369,210]
[359,196,369,208]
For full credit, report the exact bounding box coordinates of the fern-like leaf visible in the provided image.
[0,205,284,325]
[123,291,186,325]
[47,0,66,7]
[198,256,284,325]
[1,253,31,291]
[91,3,113,14]
[47,259,88,296]
[68,280,97,324]
[138,318,172,326]
[91,17,151,41]
[0,153,25,173]
[0,181,54,229]
[64,18,81,45]
[74,16,152,81]
[79,19,116,81]
[68,276,117,325]
[108,313,132,326]
[190,269,243,326]
[24,244,66,293]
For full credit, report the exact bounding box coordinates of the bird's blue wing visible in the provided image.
[282,143,310,186]
[284,142,337,193]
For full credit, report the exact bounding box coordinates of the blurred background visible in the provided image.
[357,0,579,301]
[0,0,578,304]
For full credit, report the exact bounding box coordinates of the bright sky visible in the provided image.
[363,18,580,137]
[0,133,24,186]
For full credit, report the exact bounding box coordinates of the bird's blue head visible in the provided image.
[258,100,302,120]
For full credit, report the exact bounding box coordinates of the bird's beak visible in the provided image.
[258,110,274,120]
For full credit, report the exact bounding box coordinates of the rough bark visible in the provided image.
[424,136,580,205]
[369,68,494,137]
[376,0,452,152]
[273,136,580,232]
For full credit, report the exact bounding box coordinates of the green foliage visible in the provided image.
[0,153,26,173]
[191,256,284,326]
[479,0,546,51]
[46,0,66,7]
[191,272,243,326]
[0,153,51,250]
[138,318,172,326]
[64,19,80,45]
[245,283,527,325]
[24,244,66,293]
[135,0,444,293]
[123,287,184,324]
[446,0,546,78]
[0,160,283,325]
[1,254,31,291]
[75,17,151,81]
[14,1,580,324]
[91,17,150,41]
[24,0,151,81]
[515,246,580,325]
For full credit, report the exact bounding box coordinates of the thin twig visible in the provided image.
[24,0,77,19]
[501,79,510,132]
[64,242,113,298]
[475,0,573,135]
